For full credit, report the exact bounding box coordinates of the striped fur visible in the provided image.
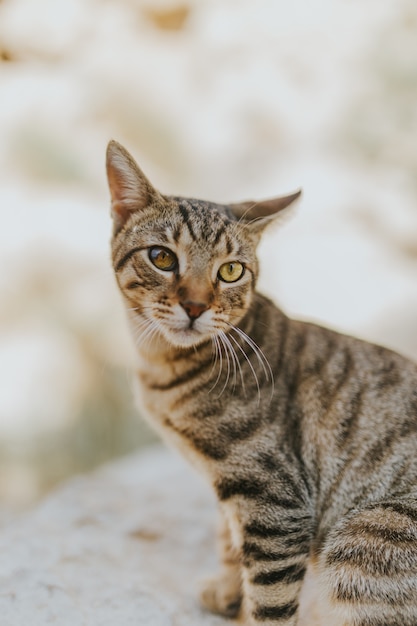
[107,141,417,626]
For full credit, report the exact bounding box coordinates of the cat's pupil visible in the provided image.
[218,261,244,283]
[149,246,177,271]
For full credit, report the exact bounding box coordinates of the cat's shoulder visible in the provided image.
[254,290,417,376]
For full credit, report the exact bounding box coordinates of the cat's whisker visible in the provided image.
[218,336,236,388]
[131,316,162,352]
[209,334,225,395]
[228,323,275,401]
[217,332,232,398]
[220,330,245,397]
[214,335,224,391]
[142,325,163,352]
[212,333,227,397]
[130,319,151,341]
[221,331,238,391]
[231,326,271,379]
[219,316,272,379]
[228,335,238,391]
[208,336,220,386]
[227,331,260,404]
[140,321,159,344]
[130,314,154,334]
[131,322,154,349]
[208,337,218,378]
[237,202,258,224]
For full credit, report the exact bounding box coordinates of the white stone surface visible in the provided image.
[0,447,230,626]
[0,445,326,625]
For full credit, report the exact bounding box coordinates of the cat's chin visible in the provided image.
[164,327,211,350]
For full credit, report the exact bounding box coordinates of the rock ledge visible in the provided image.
[0,447,229,626]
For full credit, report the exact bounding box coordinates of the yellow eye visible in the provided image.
[218,261,244,283]
[149,247,177,271]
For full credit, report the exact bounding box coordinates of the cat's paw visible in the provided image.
[200,574,242,618]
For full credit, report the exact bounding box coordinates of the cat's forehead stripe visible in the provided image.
[176,198,235,247]
[178,203,197,241]
[212,223,226,246]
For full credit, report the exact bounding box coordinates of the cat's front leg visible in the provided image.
[241,512,312,626]
[200,507,242,618]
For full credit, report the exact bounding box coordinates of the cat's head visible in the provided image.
[106,140,300,351]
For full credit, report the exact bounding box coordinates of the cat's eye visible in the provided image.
[149,246,177,272]
[218,261,244,283]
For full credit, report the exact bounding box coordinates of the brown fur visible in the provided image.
[106,140,417,626]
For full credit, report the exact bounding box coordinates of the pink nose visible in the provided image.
[181,300,209,320]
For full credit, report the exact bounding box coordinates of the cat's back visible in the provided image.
[268,303,417,515]
[265,295,417,414]
[303,318,415,403]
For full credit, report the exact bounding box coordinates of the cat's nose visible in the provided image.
[180,300,209,320]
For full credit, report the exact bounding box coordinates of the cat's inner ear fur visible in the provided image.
[229,190,301,233]
[106,140,161,233]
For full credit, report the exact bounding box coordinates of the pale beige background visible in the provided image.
[0,0,416,515]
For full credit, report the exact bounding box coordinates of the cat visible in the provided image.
[106,139,417,626]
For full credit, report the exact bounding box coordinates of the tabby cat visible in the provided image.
[106,140,417,626]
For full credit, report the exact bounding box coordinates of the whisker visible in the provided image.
[216,319,274,403]
[228,334,238,391]
[227,331,260,404]
[209,334,224,394]
[237,202,258,224]
[217,332,232,397]
[130,315,162,352]
[220,330,245,397]
[229,324,274,389]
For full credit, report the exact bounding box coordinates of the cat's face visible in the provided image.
[113,198,259,349]
[106,141,300,351]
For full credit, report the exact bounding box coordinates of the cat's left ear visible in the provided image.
[106,140,162,234]
[229,190,301,234]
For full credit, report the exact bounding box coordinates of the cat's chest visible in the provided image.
[134,354,218,431]
[133,371,218,474]
[133,354,264,471]
[136,370,219,432]
[135,343,230,416]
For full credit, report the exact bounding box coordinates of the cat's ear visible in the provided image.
[229,190,301,234]
[106,140,161,233]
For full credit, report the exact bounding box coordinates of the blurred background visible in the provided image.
[0,0,416,520]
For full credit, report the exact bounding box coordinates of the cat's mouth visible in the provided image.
[155,305,217,348]
[171,330,208,348]
[129,305,221,350]
[165,322,213,348]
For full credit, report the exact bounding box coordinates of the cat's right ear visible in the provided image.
[106,140,160,234]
